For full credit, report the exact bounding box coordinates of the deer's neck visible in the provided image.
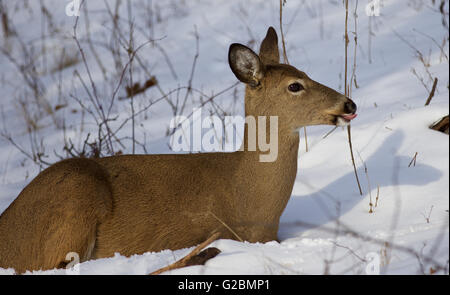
[239,127,299,212]
[229,98,300,239]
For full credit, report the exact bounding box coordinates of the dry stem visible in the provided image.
[344,0,363,196]
[279,0,308,152]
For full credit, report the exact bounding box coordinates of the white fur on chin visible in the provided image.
[336,116,351,126]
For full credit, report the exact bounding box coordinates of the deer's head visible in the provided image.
[229,27,357,133]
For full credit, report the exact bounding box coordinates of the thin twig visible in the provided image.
[347,125,363,195]
[279,0,289,64]
[357,151,372,213]
[322,126,338,139]
[127,0,135,154]
[331,241,367,263]
[350,0,359,94]
[375,185,380,207]
[279,0,308,152]
[425,77,438,106]
[344,0,363,196]
[408,152,418,167]
[178,26,199,117]
[209,211,243,242]
[421,205,434,224]
[285,219,449,273]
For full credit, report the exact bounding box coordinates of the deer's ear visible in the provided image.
[228,43,264,87]
[259,27,279,65]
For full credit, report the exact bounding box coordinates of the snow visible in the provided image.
[0,0,448,275]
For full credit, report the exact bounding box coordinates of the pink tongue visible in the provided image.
[342,113,357,121]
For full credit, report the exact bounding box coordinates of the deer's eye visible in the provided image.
[288,82,304,92]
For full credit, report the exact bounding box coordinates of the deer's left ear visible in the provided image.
[228,43,264,87]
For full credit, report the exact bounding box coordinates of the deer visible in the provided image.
[0,27,357,273]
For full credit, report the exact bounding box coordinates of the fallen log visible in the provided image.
[430,115,449,134]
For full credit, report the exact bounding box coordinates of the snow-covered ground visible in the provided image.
[0,0,448,275]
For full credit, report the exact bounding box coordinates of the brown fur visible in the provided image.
[0,27,356,273]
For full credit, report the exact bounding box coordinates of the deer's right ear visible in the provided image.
[259,27,279,64]
[228,43,264,87]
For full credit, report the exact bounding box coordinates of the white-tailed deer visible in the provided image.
[0,27,357,273]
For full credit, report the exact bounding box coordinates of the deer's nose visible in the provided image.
[344,99,357,114]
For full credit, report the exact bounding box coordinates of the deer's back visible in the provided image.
[92,152,243,257]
